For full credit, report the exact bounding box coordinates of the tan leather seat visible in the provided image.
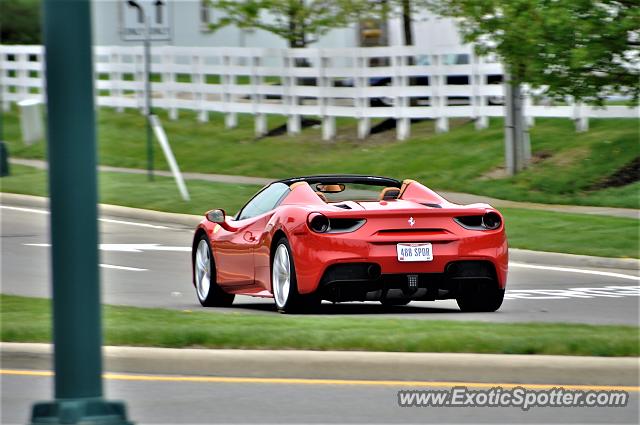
[315,191,328,202]
[378,187,400,201]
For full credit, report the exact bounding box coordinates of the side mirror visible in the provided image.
[206,209,226,223]
[205,209,239,232]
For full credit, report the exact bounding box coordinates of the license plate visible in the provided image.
[396,243,433,262]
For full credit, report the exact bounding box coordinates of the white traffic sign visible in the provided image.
[120,0,172,41]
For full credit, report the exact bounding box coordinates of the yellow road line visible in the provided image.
[1,369,638,392]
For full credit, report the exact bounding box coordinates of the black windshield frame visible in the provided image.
[276,175,401,188]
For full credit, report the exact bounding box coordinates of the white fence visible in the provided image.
[1,44,637,140]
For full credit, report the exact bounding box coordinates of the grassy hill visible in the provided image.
[2,106,638,208]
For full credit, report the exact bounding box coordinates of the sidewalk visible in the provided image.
[9,157,640,220]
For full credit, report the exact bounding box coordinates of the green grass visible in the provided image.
[1,165,638,258]
[2,294,638,356]
[502,207,639,258]
[0,164,261,215]
[2,106,638,208]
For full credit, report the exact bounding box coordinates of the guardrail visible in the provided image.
[1,44,637,140]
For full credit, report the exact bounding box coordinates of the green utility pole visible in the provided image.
[30,1,132,423]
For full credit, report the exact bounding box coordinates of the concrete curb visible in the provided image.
[2,192,638,270]
[1,343,638,386]
[509,248,640,271]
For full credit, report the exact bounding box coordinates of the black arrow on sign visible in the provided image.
[127,0,144,24]
[154,0,164,24]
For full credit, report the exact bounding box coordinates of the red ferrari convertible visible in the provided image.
[191,175,508,313]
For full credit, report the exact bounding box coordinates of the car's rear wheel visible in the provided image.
[456,287,504,312]
[272,237,319,314]
[194,236,235,307]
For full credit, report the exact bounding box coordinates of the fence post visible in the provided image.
[472,53,488,130]
[35,49,46,103]
[162,48,178,120]
[110,50,124,112]
[222,53,237,129]
[193,54,208,123]
[356,54,370,139]
[135,46,145,114]
[16,52,29,99]
[0,48,9,112]
[433,54,449,133]
[396,52,410,141]
[285,52,301,135]
[320,52,336,141]
[574,101,589,132]
[524,88,535,128]
[252,55,267,137]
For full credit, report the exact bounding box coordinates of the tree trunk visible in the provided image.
[504,73,529,175]
[401,0,413,46]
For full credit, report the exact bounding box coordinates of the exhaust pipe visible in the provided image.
[367,264,381,280]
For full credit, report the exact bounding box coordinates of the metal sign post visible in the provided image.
[121,0,172,181]
[30,0,131,423]
[144,18,153,181]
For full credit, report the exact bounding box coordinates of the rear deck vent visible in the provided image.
[333,204,352,210]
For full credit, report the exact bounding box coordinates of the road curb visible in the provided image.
[1,343,638,386]
[509,248,640,271]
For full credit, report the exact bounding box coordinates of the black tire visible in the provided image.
[194,234,235,307]
[456,287,504,312]
[271,237,320,314]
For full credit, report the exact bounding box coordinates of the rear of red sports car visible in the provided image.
[282,178,508,312]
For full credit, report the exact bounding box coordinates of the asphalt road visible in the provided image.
[1,204,639,324]
[2,373,638,424]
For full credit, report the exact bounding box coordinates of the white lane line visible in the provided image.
[22,244,148,271]
[25,243,190,253]
[505,285,639,300]
[0,205,48,214]
[1,205,170,229]
[510,262,640,281]
[99,218,169,230]
[100,264,147,272]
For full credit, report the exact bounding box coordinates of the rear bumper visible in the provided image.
[291,230,508,295]
[318,261,499,302]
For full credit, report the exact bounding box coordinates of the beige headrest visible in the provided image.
[378,187,400,201]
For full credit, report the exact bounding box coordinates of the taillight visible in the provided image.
[307,214,366,233]
[454,212,502,230]
[307,213,329,233]
[482,212,502,230]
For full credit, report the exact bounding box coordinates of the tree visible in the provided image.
[427,0,639,102]
[207,0,367,48]
[425,0,640,173]
[0,0,42,44]
[363,1,416,47]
